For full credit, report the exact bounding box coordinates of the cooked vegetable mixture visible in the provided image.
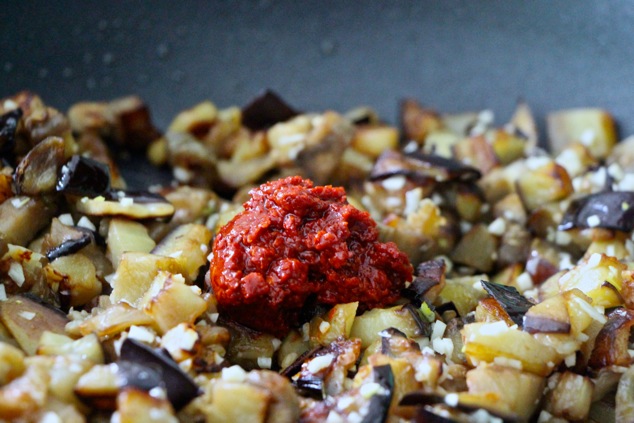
[0,90,633,422]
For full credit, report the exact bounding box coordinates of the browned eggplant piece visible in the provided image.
[523,294,571,334]
[559,191,634,232]
[588,307,634,369]
[119,338,201,410]
[0,108,22,158]
[0,295,68,355]
[509,100,538,149]
[76,190,174,219]
[616,365,634,423]
[401,391,517,423]
[370,150,481,184]
[450,223,498,273]
[292,338,361,399]
[401,304,432,337]
[74,361,164,410]
[400,99,442,144]
[403,258,447,306]
[13,136,65,195]
[241,89,298,131]
[45,231,92,262]
[360,364,394,423]
[480,281,533,327]
[108,96,161,151]
[0,196,56,246]
[379,327,421,357]
[280,346,323,379]
[56,155,111,197]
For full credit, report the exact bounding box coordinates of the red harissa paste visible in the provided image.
[209,176,413,336]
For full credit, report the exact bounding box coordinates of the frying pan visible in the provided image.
[3,1,634,185]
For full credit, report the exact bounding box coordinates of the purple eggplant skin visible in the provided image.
[119,338,201,410]
[559,191,634,232]
[45,232,92,262]
[56,155,111,197]
[280,346,324,379]
[103,189,171,205]
[480,280,534,327]
[369,150,481,185]
[360,364,394,423]
[241,89,299,131]
[0,108,22,159]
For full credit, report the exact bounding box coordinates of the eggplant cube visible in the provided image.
[141,272,207,334]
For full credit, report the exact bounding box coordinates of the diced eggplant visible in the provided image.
[516,159,573,212]
[308,302,358,347]
[44,253,102,307]
[547,108,617,160]
[76,190,174,219]
[77,302,154,338]
[480,281,533,327]
[616,365,634,423]
[294,111,355,185]
[13,136,65,195]
[110,253,180,305]
[0,196,56,246]
[475,297,514,326]
[56,155,111,197]
[106,218,156,268]
[370,150,481,184]
[452,135,499,175]
[559,191,634,232]
[523,294,571,334]
[116,388,178,423]
[150,223,212,282]
[168,101,217,137]
[0,295,68,355]
[509,101,538,149]
[400,98,442,144]
[450,224,498,273]
[45,232,92,262]
[141,271,207,334]
[466,364,544,421]
[108,96,161,150]
[436,276,488,318]
[351,125,399,159]
[221,317,282,371]
[0,108,22,157]
[74,361,163,410]
[241,89,298,131]
[379,327,421,357]
[350,305,426,348]
[294,338,361,398]
[543,371,593,422]
[462,322,561,376]
[280,346,323,379]
[119,338,201,410]
[401,304,432,337]
[403,258,446,306]
[360,364,394,423]
[588,307,634,369]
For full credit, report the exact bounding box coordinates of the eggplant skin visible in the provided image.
[119,338,201,410]
[361,364,394,423]
[0,108,22,156]
[241,89,298,131]
[56,155,111,197]
[559,191,634,232]
[480,280,533,327]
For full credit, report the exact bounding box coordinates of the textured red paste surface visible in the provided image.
[209,176,412,336]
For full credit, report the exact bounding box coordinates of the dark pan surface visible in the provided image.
[3,1,634,185]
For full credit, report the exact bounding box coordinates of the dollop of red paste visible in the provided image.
[209,176,412,336]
